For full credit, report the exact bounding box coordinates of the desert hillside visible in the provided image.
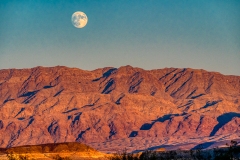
[0,65,239,152]
[0,142,108,160]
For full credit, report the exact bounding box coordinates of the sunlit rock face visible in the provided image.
[0,66,239,152]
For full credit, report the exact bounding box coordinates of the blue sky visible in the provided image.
[0,0,239,75]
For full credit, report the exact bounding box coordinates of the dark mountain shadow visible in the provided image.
[62,108,78,114]
[43,85,53,89]
[76,127,90,141]
[53,88,64,97]
[3,97,14,104]
[92,68,117,81]
[101,78,115,94]
[191,93,205,99]
[14,108,25,118]
[26,117,34,128]
[159,68,178,81]
[0,120,4,129]
[71,112,82,126]
[201,100,222,109]
[19,91,39,104]
[210,112,240,136]
[129,131,138,137]
[115,93,125,105]
[81,98,100,108]
[177,100,193,109]
[192,142,215,150]
[103,68,117,77]
[140,114,179,130]
[19,91,38,97]
[140,123,152,130]
[130,114,179,137]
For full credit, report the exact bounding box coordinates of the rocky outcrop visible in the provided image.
[0,65,239,152]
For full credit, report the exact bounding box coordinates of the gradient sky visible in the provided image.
[0,0,239,75]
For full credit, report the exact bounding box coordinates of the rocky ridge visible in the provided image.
[0,65,239,152]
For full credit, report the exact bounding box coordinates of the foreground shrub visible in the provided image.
[52,154,72,160]
[139,150,158,160]
[7,153,30,160]
[109,141,240,160]
[214,140,240,160]
[110,150,158,160]
[110,150,138,160]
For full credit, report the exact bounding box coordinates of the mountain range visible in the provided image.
[0,65,239,152]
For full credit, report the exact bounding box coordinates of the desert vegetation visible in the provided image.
[109,140,240,160]
[6,153,71,160]
[6,153,30,160]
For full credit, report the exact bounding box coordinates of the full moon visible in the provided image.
[71,11,88,28]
